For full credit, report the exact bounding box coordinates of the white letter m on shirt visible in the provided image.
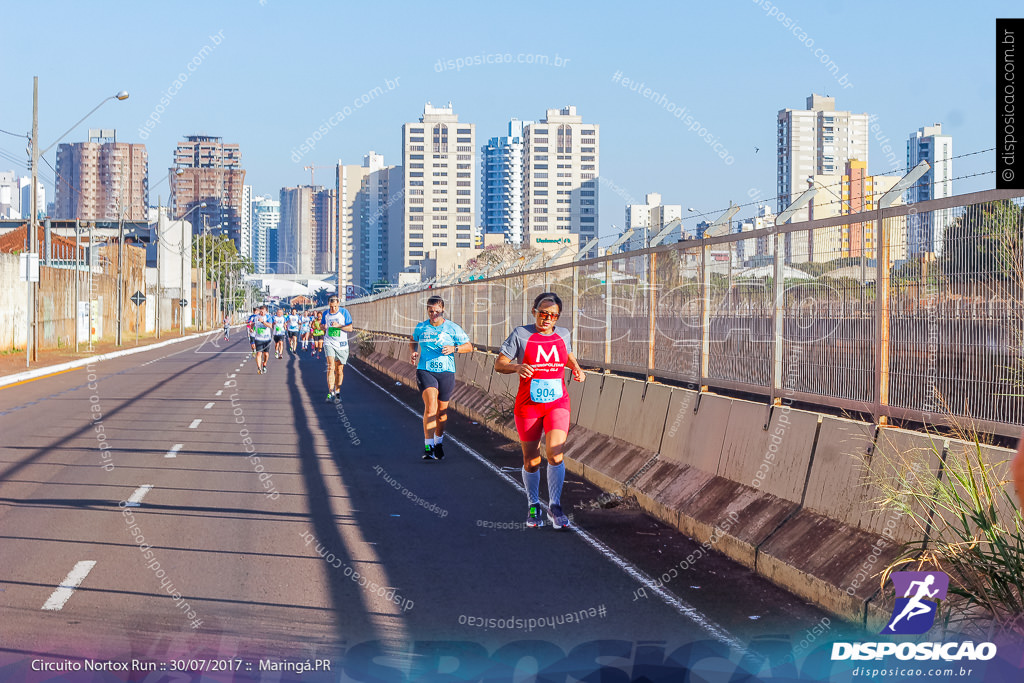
[535,345,560,363]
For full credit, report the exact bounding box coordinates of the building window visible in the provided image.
[433,124,448,153]
[557,125,572,153]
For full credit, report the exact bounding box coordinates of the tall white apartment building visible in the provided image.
[778,94,868,261]
[19,176,44,221]
[337,152,405,293]
[251,196,279,274]
[523,106,599,256]
[239,184,253,265]
[337,157,373,292]
[0,171,19,218]
[482,119,531,245]
[907,123,953,255]
[624,192,682,251]
[402,102,475,276]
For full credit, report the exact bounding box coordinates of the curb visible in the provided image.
[0,328,230,389]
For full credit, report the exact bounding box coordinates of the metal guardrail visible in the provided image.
[346,189,1024,437]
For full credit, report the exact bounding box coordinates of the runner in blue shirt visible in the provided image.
[410,295,472,460]
[272,308,287,359]
[300,311,312,351]
[322,296,354,403]
[251,305,274,374]
[246,307,259,356]
[286,308,301,352]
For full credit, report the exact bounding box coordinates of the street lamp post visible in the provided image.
[25,79,128,365]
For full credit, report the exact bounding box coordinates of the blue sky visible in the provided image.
[0,0,1013,243]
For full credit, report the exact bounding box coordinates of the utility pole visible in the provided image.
[74,218,80,352]
[116,210,124,345]
[156,196,161,338]
[27,76,38,366]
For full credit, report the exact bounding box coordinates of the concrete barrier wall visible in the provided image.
[660,391,731,474]
[350,331,1017,628]
[613,380,671,454]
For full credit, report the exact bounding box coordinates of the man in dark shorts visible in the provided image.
[410,295,472,460]
[495,292,585,529]
[272,307,287,359]
[252,306,273,374]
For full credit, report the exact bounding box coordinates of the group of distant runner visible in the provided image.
[244,297,351,377]
[240,291,585,530]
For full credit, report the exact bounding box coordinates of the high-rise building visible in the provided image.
[337,152,404,293]
[169,135,246,248]
[624,192,682,251]
[482,119,531,245]
[251,195,279,274]
[402,102,475,276]
[907,123,953,255]
[0,171,19,218]
[277,185,336,275]
[19,176,44,220]
[807,159,905,262]
[54,130,148,221]
[523,106,599,255]
[777,94,869,234]
[240,184,253,265]
[337,154,376,293]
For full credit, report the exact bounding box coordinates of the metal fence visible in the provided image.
[347,188,1024,438]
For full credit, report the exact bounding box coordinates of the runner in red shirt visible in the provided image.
[495,292,585,529]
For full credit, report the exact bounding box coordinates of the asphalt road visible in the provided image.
[0,332,865,681]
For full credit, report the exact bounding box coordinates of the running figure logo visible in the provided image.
[881,571,948,635]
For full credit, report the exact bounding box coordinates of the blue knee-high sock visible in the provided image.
[547,462,565,507]
[522,467,541,505]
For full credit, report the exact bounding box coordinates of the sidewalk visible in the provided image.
[0,328,226,382]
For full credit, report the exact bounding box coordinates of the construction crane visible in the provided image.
[303,164,332,186]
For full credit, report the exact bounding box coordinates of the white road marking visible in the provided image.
[215,390,223,397]
[165,444,184,458]
[223,381,232,386]
[188,419,202,429]
[229,374,236,378]
[41,561,96,611]
[204,402,215,409]
[124,485,154,507]
[349,365,748,654]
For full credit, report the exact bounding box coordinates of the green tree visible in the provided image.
[942,199,1024,284]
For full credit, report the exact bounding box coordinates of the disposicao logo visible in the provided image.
[831,570,997,663]
[881,571,948,635]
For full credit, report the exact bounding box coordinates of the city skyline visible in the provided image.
[0,1,1009,247]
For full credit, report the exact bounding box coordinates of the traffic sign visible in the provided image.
[130,291,146,306]
[179,299,188,307]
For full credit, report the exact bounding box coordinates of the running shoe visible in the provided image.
[548,504,570,530]
[325,392,333,402]
[525,504,544,528]
[432,442,445,460]
[421,445,436,460]
[256,366,262,375]
[333,394,340,404]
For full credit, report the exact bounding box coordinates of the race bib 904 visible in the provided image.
[530,378,563,403]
